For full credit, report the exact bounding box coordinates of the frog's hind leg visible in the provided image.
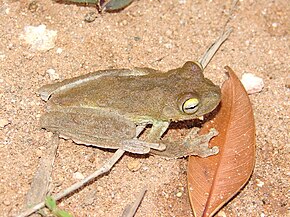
[39,109,136,150]
[40,109,165,154]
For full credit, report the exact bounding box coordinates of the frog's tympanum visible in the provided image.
[38,61,221,158]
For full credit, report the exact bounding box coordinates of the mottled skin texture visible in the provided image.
[39,61,221,155]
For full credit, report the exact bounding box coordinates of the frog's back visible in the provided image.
[48,62,221,122]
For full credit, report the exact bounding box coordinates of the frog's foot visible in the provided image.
[149,128,218,158]
[183,128,219,158]
[121,139,166,154]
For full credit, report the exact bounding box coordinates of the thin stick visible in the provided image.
[121,186,148,217]
[199,28,233,69]
[17,149,126,217]
[24,134,59,207]
[199,0,239,69]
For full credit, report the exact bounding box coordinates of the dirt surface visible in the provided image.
[0,0,289,216]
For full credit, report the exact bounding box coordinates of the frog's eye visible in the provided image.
[182,98,199,114]
[178,93,200,114]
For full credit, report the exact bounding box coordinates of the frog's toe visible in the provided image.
[197,145,219,157]
[147,142,166,151]
[211,145,219,154]
[122,144,151,154]
[121,139,151,154]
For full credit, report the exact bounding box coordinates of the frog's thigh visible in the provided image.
[40,109,136,150]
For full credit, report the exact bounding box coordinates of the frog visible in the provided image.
[38,61,221,157]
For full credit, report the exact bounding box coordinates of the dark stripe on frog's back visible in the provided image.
[50,63,206,119]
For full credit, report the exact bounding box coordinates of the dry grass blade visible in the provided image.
[17,149,125,217]
[187,67,256,217]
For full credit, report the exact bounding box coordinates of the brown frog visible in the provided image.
[38,61,220,157]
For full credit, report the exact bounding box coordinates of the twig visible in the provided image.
[121,186,147,217]
[17,149,126,217]
[199,0,239,69]
[199,28,232,69]
[24,134,59,207]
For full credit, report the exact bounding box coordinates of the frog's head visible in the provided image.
[161,61,221,122]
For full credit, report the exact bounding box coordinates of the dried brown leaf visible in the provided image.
[187,66,256,217]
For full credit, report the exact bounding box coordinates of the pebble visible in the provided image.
[256,178,265,187]
[241,73,264,94]
[46,68,59,80]
[56,47,63,54]
[0,51,5,61]
[179,0,187,4]
[35,149,42,158]
[28,1,39,13]
[73,172,85,180]
[3,200,10,206]
[97,186,104,192]
[176,192,183,197]
[20,24,57,51]
[84,11,97,23]
[217,210,227,217]
[0,118,10,128]
[127,159,141,172]
[164,43,173,49]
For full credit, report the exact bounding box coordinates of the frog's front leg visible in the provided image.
[146,120,170,142]
[183,128,219,157]
[150,127,219,158]
[122,123,167,153]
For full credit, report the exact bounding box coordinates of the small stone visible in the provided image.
[3,200,10,206]
[73,172,85,180]
[176,192,182,197]
[84,11,97,23]
[241,73,264,94]
[272,22,278,28]
[245,40,250,46]
[0,118,10,128]
[20,24,57,51]
[56,48,63,54]
[39,146,46,150]
[217,210,227,217]
[97,186,104,192]
[179,0,187,4]
[28,1,39,13]
[0,51,5,61]
[164,43,173,49]
[133,36,141,41]
[127,159,141,172]
[165,29,173,37]
[256,178,264,187]
[120,20,128,26]
[35,149,42,158]
[46,68,59,80]
[0,3,10,15]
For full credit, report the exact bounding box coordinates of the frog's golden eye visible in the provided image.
[182,98,199,114]
[178,93,200,114]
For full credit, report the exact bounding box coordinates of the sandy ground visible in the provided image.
[0,0,289,216]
